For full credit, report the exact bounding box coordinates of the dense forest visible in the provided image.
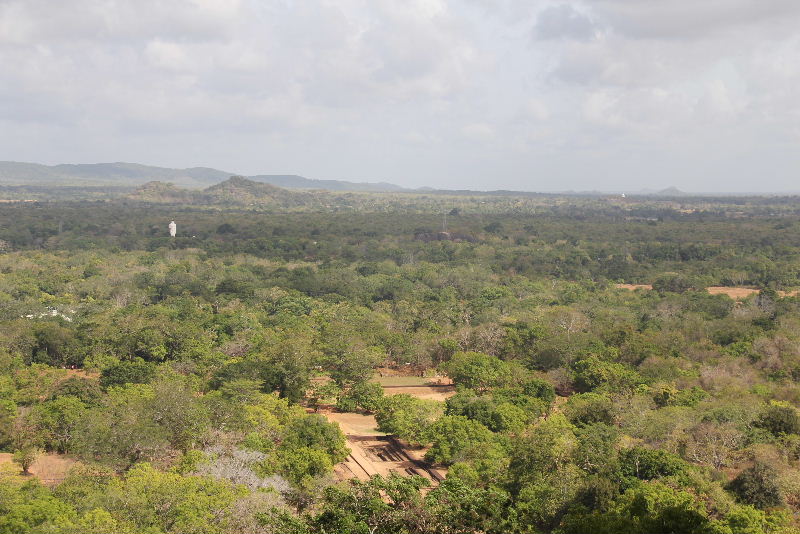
[2,188,800,533]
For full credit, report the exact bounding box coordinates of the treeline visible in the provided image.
[2,200,800,286]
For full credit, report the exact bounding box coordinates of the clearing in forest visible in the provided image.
[614,283,653,290]
[322,410,445,484]
[0,453,78,486]
[373,375,456,402]
[322,378,452,484]
[616,283,800,300]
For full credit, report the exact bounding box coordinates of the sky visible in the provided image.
[1,0,800,192]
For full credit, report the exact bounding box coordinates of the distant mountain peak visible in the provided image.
[655,186,687,196]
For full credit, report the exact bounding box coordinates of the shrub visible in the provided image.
[727,463,783,509]
[336,381,384,413]
[425,416,496,465]
[619,447,686,481]
[754,404,800,437]
[99,359,156,389]
[564,393,614,427]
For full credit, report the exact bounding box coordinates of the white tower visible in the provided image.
[169,220,177,237]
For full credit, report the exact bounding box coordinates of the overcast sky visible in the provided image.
[2,0,800,192]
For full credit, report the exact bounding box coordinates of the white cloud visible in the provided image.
[590,0,800,41]
[534,4,596,41]
[461,122,495,140]
[0,0,799,191]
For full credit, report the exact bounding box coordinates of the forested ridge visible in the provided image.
[1,192,800,533]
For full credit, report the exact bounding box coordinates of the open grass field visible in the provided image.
[0,453,79,486]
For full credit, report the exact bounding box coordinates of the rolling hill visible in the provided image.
[0,161,406,192]
[130,176,320,208]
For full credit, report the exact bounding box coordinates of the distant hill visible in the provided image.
[203,176,311,206]
[130,176,318,208]
[652,186,688,197]
[132,181,197,203]
[0,161,406,192]
[0,161,231,188]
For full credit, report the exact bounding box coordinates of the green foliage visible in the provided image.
[572,355,642,393]
[520,377,556,404]
[30,395,86,452]
[425,477,511,534]
[754,404,800,437]
[727,463,783,510]
[560,481,715,534]
[101,463,246,533]
[336,381,384,413]
[574,423,620,475]
[13,446,42,475]
[278,446,334,486]
[445,390,534,433]
[563,393,615,427]
[443,352,514,392]
[280,414,349,464]
[327,348,385,388]
[508,414,578,492]
[0,399,16,450]
[75,376,210,467]
[652,272,700,294]
[48,377,102,405]
[619,447,687,481]
[425,415,496,465]
[2,196,800,532]
[99,359,156,389]
[652,385,708,408]
[374,394,442,445]
[312,474,428,534]
[0,469,77,533]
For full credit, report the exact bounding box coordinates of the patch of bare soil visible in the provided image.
[616,284,800,300]
[382,385,455,402]
[321,409,445,485]
[706,286,760,299]
[0,453,79,486]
